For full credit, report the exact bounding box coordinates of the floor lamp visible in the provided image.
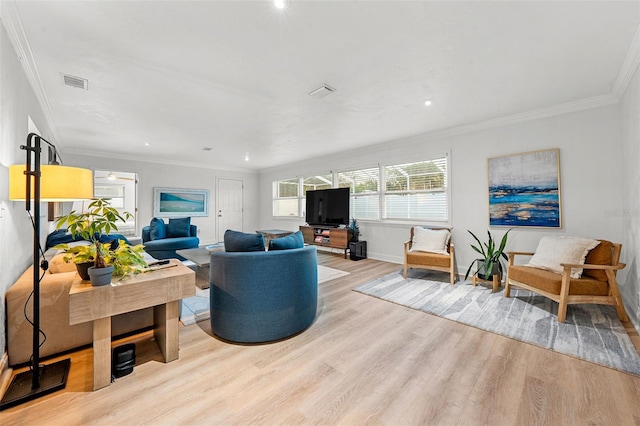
[0,133,93,410]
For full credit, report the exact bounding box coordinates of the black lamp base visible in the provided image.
[0,358,70,411]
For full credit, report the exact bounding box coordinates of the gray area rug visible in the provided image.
[181,264,349,326]
[354,269,640,377]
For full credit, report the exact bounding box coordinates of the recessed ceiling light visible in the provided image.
[145,143,150,146]
[424,100,433,106]
[274,0,289,9]
[245,154,250,162]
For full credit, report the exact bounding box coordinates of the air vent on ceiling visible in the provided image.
[62,73,88,90]
[308,83,336,99]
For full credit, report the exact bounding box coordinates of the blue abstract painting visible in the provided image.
[488,149,561,228]
[160,192,205,213]
[154,187,209,217]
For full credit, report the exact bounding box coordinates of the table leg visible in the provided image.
[492,273,503,292]
[154,301,180,362]
[195,265,210,289]
[93,317,112,390]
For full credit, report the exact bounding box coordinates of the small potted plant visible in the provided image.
[464,229,511,281]
[54,243,97,280]
[54,198,148,285]
[347,217,360,242]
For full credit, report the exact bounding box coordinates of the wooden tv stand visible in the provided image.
[300,225,350,259]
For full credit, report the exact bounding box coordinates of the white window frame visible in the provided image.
[271,153,450,225]
[382,156,449,223]
[272,178,301,218]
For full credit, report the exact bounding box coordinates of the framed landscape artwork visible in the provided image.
[153,187,209,218]
[487,148,561,228]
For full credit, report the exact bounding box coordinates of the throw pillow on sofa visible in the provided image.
[149,217,167,240]
[269,231,304,251]
[224,229,265,252]
[167,217,191,238]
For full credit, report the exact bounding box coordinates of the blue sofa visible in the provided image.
[142,218,199,260]
[209,245,318,343]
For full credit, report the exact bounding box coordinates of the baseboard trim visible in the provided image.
[622,293,640,334]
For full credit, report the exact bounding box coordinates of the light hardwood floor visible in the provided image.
[2,252,640,425]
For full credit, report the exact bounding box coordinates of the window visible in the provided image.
[384,158,448,221]
[337,167,380,220]
[273,178,299,217]
[302,174,333,217]
[302,175,333,195]
[272,154,449,223]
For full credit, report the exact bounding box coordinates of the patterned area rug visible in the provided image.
[180,264,349,326]
[354,269,640,377]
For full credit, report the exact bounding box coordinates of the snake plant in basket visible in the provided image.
[464,229,511,281]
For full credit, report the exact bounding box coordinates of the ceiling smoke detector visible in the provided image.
[308,84,336,99]
[61,73,88,90]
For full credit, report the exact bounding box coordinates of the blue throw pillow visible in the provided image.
[99,233,131,246]
[224,229,265,252]
[167,217,191,238]
[268,231,304,251]
[149,217,166,240]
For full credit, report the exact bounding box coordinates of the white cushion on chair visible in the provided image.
[409,227,450,255]
[526,236,600,278]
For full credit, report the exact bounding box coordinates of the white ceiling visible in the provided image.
[4,1,639,171]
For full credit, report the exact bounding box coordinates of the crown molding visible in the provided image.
[421,94,619,144]
[612,25,640,100]
[259,93,619,175]
[1,1,60,144]
[63,147,259,175]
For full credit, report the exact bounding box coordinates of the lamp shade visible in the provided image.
[9,164,93,201]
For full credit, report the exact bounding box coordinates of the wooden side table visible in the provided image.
[472,272,502,292]
[68,260,195,390]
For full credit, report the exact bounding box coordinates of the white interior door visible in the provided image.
[217,178,243,242]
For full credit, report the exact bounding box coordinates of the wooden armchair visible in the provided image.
[403,227,456,285]
[505,240,628,323]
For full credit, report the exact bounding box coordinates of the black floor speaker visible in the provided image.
[112,343,136,379]
[349,241,367,261]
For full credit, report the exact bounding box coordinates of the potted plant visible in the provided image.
[347,217,360,242]
[54,243,97,280]
[54,198,148,285]
[464,229,511,281]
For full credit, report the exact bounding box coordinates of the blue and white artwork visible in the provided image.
[160,192,205,213]
[488,149,561,228]
[154,187,209,217]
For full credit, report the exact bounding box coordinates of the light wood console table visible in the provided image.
[68,259,195,390]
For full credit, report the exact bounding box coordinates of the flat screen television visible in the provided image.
[306,188,350,227]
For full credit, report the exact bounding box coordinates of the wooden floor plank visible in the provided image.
[1,252,639,425]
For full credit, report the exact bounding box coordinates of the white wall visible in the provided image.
[620,64,640,330]
[259,104,624,282]
[62,153,260,245]
[0,19,59,357]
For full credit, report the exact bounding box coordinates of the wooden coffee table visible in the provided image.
[68,259,195,390]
